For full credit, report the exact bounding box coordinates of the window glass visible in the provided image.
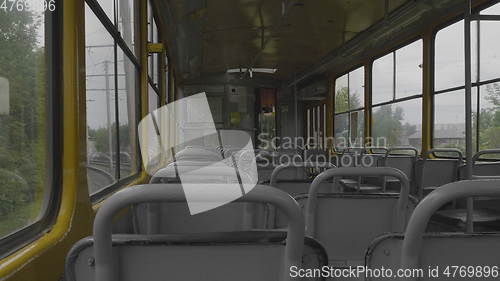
[0,3,49,238]
[149,85,159,112]
[118,0,136,54]
[434,20,478,91]
[395,40,422,98]
[165,56,170,102]
[372,53,393,104]
[479,21,500,82]
[478,83,500,151]
[117,48,138,177]
[350,110,364,145]
[349,67,364,110]
[86,5,117,193]
[150,53,159,86]
[97,0,114,22]
[480,2,500,15]
[335,74,348,113]
[334,113,349,149]
[433,90,467,152]
[372,99,422,149]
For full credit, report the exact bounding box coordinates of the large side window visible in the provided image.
[0,2,58,244]
[433,3,500,154]
[85,0,140,196]
[372,39,423,149]
[334,66,365,149]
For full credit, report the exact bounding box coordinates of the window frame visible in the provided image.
[431,3,500,154]
[147,0,161,109]
[0,0,63,258]
[370,37,424,149]
[333,65,366,148]
[85,0,142,201]
[371,37,424,107]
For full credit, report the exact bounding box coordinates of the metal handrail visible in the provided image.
[93,184,305,281]
[400,179,500,281]
[471,149,500,179]
[385,146,418,158]
[423,148,463,160]
[304,167,410,237]
[270,162,336,186]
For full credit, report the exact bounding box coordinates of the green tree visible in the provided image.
[0,9,46,235]
[372,105,404,146]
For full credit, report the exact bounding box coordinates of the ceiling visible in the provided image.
[160,0,409,81]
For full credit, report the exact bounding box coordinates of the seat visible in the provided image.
[65,184,327,281]
[415,148,463,199]
[366,180,500,281]
[138,164,265,234]
[337,148,386,192]
[297,167,416,266]
[379,146,418,190]
[268,161,336,228]
[441,149,500,231]
[255,150,303,183]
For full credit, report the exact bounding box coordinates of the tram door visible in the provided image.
[256,88,277,150]
[304,102,327,150]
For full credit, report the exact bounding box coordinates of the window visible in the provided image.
[433,3,500,153]
[148,0,161,109]
[372,40,423,149]
[149,84,159,112]
[85,0,140,196]
[0,2,58,242]
[334,67,365,149]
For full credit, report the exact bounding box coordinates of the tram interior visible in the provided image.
[1,0,500,280]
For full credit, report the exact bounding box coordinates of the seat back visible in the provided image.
[66,232,328,281]
[141,165,264,234]
[74,184,307,281]
[416,148,463,198]
[381,147,418,183]
[366,233,500,281]
[367,179,500,281]
[299,167,414,266]
[269,162,336,228]
[469,149,500,180]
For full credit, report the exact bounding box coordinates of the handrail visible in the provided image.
[364,146,389,155]
[400,180,500,280]
[472,149,500,163]
[423,148,463,160]
[385,146,418,158]
[305,167,410,237]
[93,184,304,281]
[270,162,336,186]
[471,149,500,180]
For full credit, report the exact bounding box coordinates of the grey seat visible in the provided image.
[337,148,387,192]
[440,149,500,231]
[298,167,416,266]
[415,148,463,199]
[268,162,336,228]
[366,180,500,281]
[66,184,325,281]
[379,146,418,191]
[140,164,265,234]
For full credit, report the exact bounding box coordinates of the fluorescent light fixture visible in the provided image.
[226,68,278,74]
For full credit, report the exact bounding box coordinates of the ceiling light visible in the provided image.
[226,68,278,74]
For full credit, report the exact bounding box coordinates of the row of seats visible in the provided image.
[65,145,500,281]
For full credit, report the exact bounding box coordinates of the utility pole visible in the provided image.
[104,60,114,173]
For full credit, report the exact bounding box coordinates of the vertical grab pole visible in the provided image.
[464,0,474,233]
